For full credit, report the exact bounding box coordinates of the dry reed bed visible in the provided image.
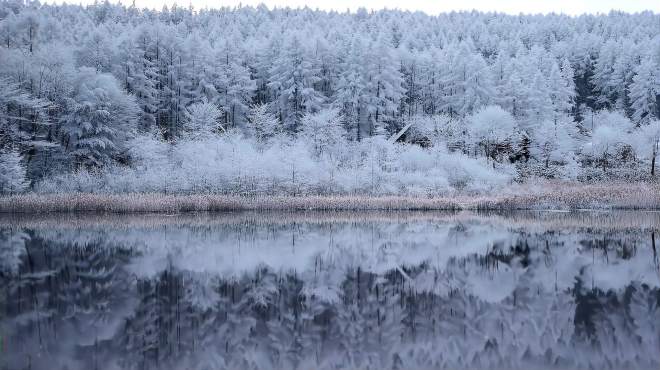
[0,182,659,214]
[0,193,461,213]
[2,210,660,231]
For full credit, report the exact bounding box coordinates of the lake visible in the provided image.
[1,211,659,370]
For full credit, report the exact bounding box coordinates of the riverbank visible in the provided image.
[1,182,659,213]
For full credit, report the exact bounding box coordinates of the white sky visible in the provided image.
[46,0,660,15]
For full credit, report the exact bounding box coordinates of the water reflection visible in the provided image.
[1,211,659,370]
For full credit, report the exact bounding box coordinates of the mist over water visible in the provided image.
[1,211,659,370]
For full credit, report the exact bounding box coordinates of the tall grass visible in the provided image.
[1,181,659,213]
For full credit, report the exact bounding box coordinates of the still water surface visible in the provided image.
[1,211,659,370]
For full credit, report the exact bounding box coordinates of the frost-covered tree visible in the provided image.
[0,148,28,193]
[361,35,405,136]
[533,118,579,171]
[440,42,494,118]
[334,37,366,141]
[629,58,658,124]
[184,99,223,139]
[0,76,48,145]
[247,103,280,146]
[591,40,621,109]
[76,27,113,73]
[268,34,323,132]
[61,68,139,168]
[585,110,636,172]
[114,26,159,131]
[467,105,517,162]
[301,108,345,157]
[547,60,576,123]
[212,36,257,128]
[223,61,257,128]
[636,120,660,177]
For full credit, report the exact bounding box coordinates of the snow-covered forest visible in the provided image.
[1,1,659,195]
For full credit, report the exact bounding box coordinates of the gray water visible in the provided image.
[1,211,659,370]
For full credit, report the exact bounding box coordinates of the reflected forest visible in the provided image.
[1,212,659,370]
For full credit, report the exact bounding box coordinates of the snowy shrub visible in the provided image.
[34,133,512,196]
[128,133,170,169]
[583,110,637,172]
[468,106,517,141]
[530,118,580,177]
[398,145,435,172]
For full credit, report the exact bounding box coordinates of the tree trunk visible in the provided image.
[652,145,656,177]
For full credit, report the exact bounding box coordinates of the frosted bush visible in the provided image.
[34,132,511,196]
[398,145,435,172]
[468,106,518,149]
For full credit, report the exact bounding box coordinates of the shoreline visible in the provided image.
[1,182,659,213]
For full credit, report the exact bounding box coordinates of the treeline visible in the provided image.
[0,1,659,193]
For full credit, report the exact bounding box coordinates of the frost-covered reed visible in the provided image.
[1,181,659,213]
[3,209,660,231]
[0,193,462,213]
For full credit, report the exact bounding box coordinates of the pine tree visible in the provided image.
[417,48,443,115]
[560,58,577,115]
